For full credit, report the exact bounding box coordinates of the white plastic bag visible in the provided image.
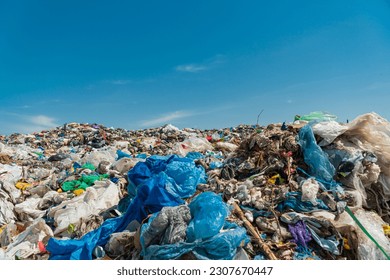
[312,121,348,146]
[300,178,320,205]
[48,180,120,235]
[171,137,213,156]
[81,147,117,166]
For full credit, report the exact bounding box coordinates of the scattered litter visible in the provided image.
[0,113,389,260]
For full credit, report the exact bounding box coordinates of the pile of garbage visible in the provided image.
[0,112,389,260]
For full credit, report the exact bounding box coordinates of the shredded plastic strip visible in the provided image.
[345,206,390,260]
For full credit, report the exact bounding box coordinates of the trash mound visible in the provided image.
[0,114,389,260]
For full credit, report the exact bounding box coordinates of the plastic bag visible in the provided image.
[312,121,348,146]
[48,181,120,235]
[300,178,321,205]
[162,124,180,132]
[298,125,337,189]
[112,157,142,174]
[295,111,337,122]
[172,137,213,156]
[187,192,229,242]
[14,197,46,221]
[81,148,116,167]
[127,155,206,199]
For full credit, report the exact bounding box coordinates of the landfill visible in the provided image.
[0,112,390,260]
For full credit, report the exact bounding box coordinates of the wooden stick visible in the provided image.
[233,202,278,260]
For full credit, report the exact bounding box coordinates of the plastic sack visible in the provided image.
[187,192,229,242]
[47,173,184,259]
[0,223,17,247]
[288,220,312,247]
[353,210,390,260]
[164,157,206,198]
[298,125,337,189]
[312,121,348,146]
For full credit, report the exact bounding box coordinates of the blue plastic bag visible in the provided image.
[298,125,338,189]
[116,149,132,160]
[187,192,229,242]
[128,155,206,199]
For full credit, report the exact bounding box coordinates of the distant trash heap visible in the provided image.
[0,111,389,260]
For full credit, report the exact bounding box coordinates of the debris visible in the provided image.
[0,113,389,260]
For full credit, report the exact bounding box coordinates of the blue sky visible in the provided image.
[1,1,390,134]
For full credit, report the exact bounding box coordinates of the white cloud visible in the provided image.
[140,111,193,127]
[175,55,226,73]
[110,79,133,85]
[29,115,59,128]
[175,64,207,73]
[9,115,59,134]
